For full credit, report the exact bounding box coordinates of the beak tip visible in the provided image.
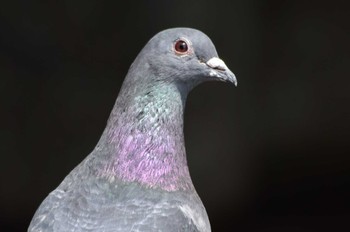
[227,71,238,87]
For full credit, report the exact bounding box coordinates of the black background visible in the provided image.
[1,0,350,231]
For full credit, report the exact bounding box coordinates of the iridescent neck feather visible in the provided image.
[95,82,193,192]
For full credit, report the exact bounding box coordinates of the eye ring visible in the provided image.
[174,39,190,55]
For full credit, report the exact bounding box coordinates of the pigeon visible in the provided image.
[28,28,237,232]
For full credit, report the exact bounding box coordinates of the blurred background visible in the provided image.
[1,0,349,231]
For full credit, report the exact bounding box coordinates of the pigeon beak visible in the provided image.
[206,57,237,86]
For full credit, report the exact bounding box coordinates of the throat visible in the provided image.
[96,85,193,191]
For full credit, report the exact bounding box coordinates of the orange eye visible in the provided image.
[174,40,188,54]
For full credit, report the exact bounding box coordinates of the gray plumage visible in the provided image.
[29,28,236,232]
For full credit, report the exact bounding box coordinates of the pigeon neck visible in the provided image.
[97,83,193,192]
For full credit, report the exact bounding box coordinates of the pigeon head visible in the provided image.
[128,28,237,93]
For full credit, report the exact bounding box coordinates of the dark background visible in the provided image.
[1,0,349,231]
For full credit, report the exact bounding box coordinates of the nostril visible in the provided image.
[213,66,226,71]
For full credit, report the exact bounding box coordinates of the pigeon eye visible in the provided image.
[174,40,189,54]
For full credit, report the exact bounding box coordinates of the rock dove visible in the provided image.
[28,28,237,232]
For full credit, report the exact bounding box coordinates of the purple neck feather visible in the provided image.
[95,83,193,192]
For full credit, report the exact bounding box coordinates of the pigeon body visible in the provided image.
[29,28,236,232]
